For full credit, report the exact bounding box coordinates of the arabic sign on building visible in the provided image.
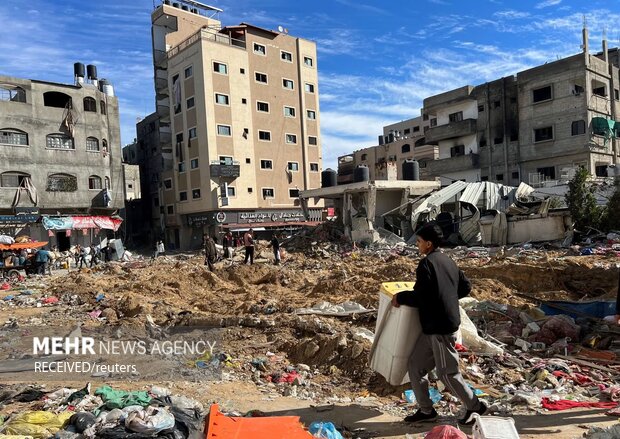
[210,164,240,178]
[187,209,317,227]
[0,215,39,225]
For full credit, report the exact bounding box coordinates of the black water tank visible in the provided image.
[163,0,170,4]
[74,62,85,78]
[172,2,180,7]
[181,5,189,10]
[353,165,370,183]
[402,159,420,181]
[87,64,97,80]
[321,168,337,188]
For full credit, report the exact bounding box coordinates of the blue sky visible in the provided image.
[1,0,619,169]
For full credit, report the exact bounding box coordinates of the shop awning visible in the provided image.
[0,241,48,250]
[42,216,122,231]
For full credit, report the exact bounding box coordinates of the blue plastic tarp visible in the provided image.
[541,300,616,319]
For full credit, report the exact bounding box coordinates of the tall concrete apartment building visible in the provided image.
[340,28,620,188]
[0,67,124,250]
[141,0,323,249]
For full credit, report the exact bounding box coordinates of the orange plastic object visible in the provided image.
[0,241,48,250]
[205,404,314,438]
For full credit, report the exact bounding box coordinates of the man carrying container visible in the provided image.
[391,223,487,425]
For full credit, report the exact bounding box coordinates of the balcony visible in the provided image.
[425,118,477,143]
[427,153,480,175]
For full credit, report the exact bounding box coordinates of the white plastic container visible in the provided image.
[472,415,519,439]
[370,281,421,386]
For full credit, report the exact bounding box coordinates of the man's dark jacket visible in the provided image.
[396,249,471,335]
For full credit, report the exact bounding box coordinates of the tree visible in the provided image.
[564,167,602,232]
[602,177,620,231]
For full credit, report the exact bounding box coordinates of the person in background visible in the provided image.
[243,228,254,265]
[222,231,233,261]
[391,223,486,425]
[269,234,281,265]
[614,267,620,324]
[157,240,165,257]
[89,244,99,268]
[34,247,51,275]
[204,235,217,271]
[77,245,88,269]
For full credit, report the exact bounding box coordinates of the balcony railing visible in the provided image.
[425,118,477,143]
[427,153,480,175]
[168,27,246,59]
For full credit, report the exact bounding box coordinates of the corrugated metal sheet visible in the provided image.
[411,181,468,226]
[516,182,535,199]
[486,182,500,210]
[459,182,486,206]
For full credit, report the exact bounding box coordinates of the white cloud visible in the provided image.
[536,0,562,9]
[494,10,530,19]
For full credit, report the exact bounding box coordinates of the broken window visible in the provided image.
[0,85,26,103]
[47,173,77,192]
[532,86,552,103]
[401,144,411,153]
[88,175,102,190]
[537,166,555,179]
[43,91,71,108]
[494,136,503,144]
[0,129,28,145]
[1,172,29,188]
[592,78,607,97]
[571,120,586,136]
[449,111,463,123]
[450,144,465,157]
[595,164,608,177]
[534,126,553,143]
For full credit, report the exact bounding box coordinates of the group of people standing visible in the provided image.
[201,229,282,271]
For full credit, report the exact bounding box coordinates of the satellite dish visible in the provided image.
[278,25,284,32]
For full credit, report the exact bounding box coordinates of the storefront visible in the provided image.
[41,215,123,251]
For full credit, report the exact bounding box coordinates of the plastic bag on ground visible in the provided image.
[2,411,72,438]
[125,406,175,434]
[459,307,503,355]
[424,425,468,439]
[309,421,344,439]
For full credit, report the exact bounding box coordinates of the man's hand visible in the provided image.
[391,294,400,308]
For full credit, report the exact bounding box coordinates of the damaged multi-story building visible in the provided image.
[137,0,323,250]
[339,27,620,188]
[0,65,124,250]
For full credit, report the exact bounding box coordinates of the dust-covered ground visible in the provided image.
[1,242,619,438]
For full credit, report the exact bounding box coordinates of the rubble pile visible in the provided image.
[0,240,619,438]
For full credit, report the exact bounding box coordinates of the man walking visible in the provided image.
[243,228,254,265]
[392,223,486,425]
[222,231,233,261]
[89,244,99,267]
[204,235,217,271]
[269,234,281,265]
[34,247,51,275]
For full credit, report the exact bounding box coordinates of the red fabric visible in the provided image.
[455,343,467,352]
[424,425,468,439]
[542,397,618,411]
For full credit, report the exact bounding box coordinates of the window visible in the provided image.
[401,144,411,153]
[1,172,29,188]
[191,158,199,169]
[287,162,299,171]
[105,177,111,189]
[246,158,251,164]
[481,176,489,181]
[422,114,429,121]
[289,189,300,198]
[595,164,609,177]
[178,162,185,172]
[284,106,296,117]
[478,104,484,112]
[283,79,294,90]
[0,129,28,146]
[257,101,269,112]
[173,74,181,114]
[164,179,172,189]
[88,175,102,190]
[615,89,619,100]
[47,173,77,192]
[215,93,229,105]
[100,100,106,115]
[213,62,227,74]
[361,153,368,161]
[262,188,275,198]
[43,91,71,108]
[593,84,607,97]
[450,145,465,157]
[241,98,247,104]
[260,159,273,169]
[188,127,197,139]
[102,139,108,154]
[255,72,267,83]
[217,125,231,136]
[512,171,519,179]
[253,43,266,55]
[285,133,297,144]
[83,97,97,112]
[167,205,174,215]
[180,191,187,201]
[46,133,74,150]
[176,132,183,145]
[306,110,316,120]
[574,84,584,94]
[184,66,193,78]
[308,136,317,145]
[571,120,586,136]
[226,186,236,197]
[493,100,501,108]
[303,56,313,67]
[310,163,319,172]
[0,85,26,103]
[449,111,463,123]
[534,126,553,142]
[494,136,503,144]
[479,138,487,147]
[281,51,292,62]
[86,136,99,152]
[537,166,556,179]
[510,131,518,142]
[304,83,315,93]
[187,97,195,109]
[495,174,503,181]
[240,68,245,74]
[192,188,201,199]
[413,126,420,132]
[247,187,253,193]
[430,118,437,127]
[258,130,271,141]
[532,85,552,103]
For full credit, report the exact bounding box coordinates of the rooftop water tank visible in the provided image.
[402,159,420,181]
[321,168,337,188]
[353,165,370,183]
[86,64,97,80]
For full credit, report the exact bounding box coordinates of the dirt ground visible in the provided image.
[1,243,619,438]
